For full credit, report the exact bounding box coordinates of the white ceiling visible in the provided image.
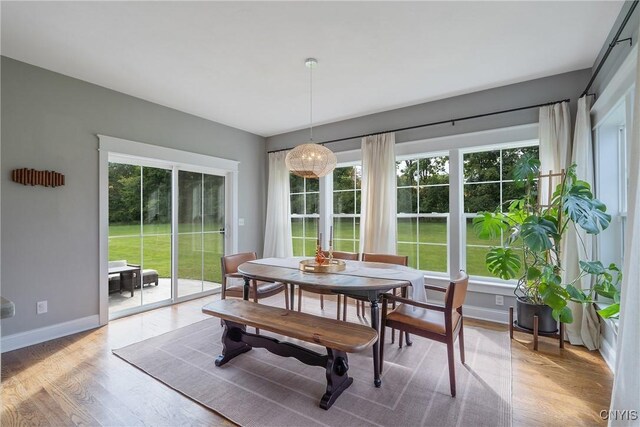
[1,1,623,137]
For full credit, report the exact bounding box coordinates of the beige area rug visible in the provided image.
[113,318,511,427]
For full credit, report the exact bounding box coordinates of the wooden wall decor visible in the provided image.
[11,168,65,187]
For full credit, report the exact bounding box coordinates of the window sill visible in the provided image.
[423,273,516,296]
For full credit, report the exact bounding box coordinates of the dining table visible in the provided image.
[237,256,425,387]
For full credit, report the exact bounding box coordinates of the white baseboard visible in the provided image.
[1,315,100,353]
[599,332,617,373]
[463,305,509,324]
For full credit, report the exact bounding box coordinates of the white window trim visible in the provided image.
[98,135,239,325]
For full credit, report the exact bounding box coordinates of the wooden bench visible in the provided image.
[202,299,377,409]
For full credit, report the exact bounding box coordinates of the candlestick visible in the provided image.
[329,225,333,247]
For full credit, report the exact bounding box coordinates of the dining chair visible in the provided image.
[345,253,409,342]
[380,272,469,397]
[297,250,359,320]
[221,252,289,309]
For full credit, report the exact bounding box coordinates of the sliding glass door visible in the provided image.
[177,171,225,298]
[108,160,226,317]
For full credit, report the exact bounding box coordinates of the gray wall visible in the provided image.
[588,0,639,97]
[267,69,591,153]
[1,57,267,336]
[267,69,591,317]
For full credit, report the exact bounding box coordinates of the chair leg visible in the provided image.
[380,323,386,374]
[297,287,302,312]
[320,295,324,310]
[342,295,347,320]
[336,295,341,320]
[284,286,289,311]
[458,320,465,364]
[447,340,456,397]
[355,297,360,317]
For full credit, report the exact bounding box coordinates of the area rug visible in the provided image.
[113,318,511,426]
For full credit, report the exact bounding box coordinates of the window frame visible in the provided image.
[395,152,451,274]
[331,162,362,254]
[289,175,320,257]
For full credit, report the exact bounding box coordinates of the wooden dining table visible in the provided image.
[238,257,422,388]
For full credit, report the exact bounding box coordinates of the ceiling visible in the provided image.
[1,1,623,137]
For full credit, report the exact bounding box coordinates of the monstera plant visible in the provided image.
[472,154,621,331]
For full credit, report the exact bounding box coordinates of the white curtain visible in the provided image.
[539,101,572,205]
[359,133,397,254]
[564,96,600,350]
[263,151,293,258]
[609,46,640,427]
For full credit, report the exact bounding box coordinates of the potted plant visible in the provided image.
[472,154,621,332]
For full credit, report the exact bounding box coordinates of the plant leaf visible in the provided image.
[552,306,574,323]
[520,216,557,252]
[472,212,508,240]
[563,183,611,234]
[579,260,606,275]
[511,153,540,184]
[485,248,521,280]
[526,266,541,280]
[566,284,588,303]
[597,303,620,319]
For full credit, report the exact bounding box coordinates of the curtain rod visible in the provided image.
[582,0,639,97]
[267,98,570,154]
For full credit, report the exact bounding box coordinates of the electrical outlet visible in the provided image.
[495,295,504,306]
[37,300,48,314]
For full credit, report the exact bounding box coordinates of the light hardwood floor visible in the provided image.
[1,292,612,426]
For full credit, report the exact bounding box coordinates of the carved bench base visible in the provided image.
[215,319,352,410]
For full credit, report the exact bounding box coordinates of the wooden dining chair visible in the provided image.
[380,272,469,397]
[221,252,289,309]
[345,253,409,342]
[297,250,359,320]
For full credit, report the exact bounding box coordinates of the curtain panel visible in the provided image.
[565,96,600,349]
[609,37,640,426]
[359,133,397,254]
[263,151,293,258]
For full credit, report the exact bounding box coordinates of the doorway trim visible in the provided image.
[98,135,239,325]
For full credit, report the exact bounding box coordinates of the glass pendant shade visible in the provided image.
[285,143,337,178]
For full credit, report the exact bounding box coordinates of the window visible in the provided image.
[595,100,630,272]
[618,125,629,261]
[396,155,449,272]
[332,165,361,253]
[290,174,319,256]
[463,145,539,277]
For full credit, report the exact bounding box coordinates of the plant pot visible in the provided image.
[515,298,558,333]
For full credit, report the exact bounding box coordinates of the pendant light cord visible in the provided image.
[309,63,313,142]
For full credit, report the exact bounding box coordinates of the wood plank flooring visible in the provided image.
[1,292,613,426]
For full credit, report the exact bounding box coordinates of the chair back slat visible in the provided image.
[221,252,257,277]
[444,273,469,310]
[362,253,408,266]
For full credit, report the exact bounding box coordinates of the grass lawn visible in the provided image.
[110,218,508,284]
[109,223,223,282]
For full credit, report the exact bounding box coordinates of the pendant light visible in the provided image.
[285,58,337,178]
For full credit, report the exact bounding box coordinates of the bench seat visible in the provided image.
[203,299,376,353]
[202,299,377,409]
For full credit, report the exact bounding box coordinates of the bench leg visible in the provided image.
[320,348,353,410]
[215,320,252,367]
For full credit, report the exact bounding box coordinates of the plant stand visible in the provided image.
[509,306,565,351]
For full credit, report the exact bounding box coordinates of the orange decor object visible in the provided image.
[315,245,327,265]
[11,168,65,187]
